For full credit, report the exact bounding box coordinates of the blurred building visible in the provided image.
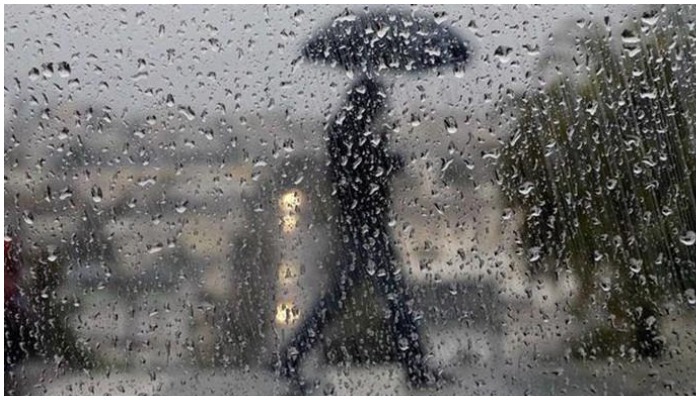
[4,100,523,381]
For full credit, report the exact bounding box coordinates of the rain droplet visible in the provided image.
[453,64,466,78]
[448,283,458,295]
[494,45,513,63]
[91,186,103,203]
[57,61,71,78]
[28,67,40,81]
[57,128,69,140]
[59,188,73,200]
[179,106,196,121]
[679,231,695,246]
[593,250,604,262]
[630,258,643,274]
[444,116,458,134]
[585,102,598,115]
[365,260,376,276]
[376,25,390,38]
[518,182,535,196]
[621,29,641,45]
[397,337,409,351]
[175,201,188,214]
[41,62,54,78]
[434,11,449,24]
[685,289,696,305]
[148,243,164,254]
[410,114,421,127]
[641,12,660,27]
[23,211,35,225]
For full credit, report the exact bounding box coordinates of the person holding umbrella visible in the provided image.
[274,8,470,392]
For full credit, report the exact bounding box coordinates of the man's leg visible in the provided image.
[277,267,357,379]
[368,246,431,386]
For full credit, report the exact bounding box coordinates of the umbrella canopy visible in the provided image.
[303,9,470,75]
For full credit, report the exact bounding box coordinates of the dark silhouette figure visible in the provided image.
[276,78,440,391]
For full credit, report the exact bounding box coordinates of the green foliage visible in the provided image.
[499,7,695,328]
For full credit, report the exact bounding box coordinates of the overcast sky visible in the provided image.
[5,5,647,108]
[5,4,648,158]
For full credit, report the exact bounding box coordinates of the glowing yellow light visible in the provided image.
[281,215,298,233]
[275,301,300,326]
[279,190,303,212]
[277,262,299,283]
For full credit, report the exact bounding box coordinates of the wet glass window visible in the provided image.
[4,5,695,395]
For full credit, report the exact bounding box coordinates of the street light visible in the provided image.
[275,301,300,326]
[280,189,303,234]
[276,190,305,326]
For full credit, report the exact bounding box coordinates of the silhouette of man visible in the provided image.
[276,78,440,391]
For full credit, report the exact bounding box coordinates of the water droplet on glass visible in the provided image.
[453,63,466,78]
[41,62,54,78]
[91,186,103,203]
[28,67,40,81]
[23,211,34,225]
[621,29,641,45]
[365,260,376,276]
[179,106,196,121]
[630,258,643,274]
[593,250,604,262]
[448,283,458,295]
[679,231,695,246]
[397,337,409,351]
[444,116,458,134]
[176,201,188,214]
[376,25,390,39]
[148,243,164,254]
[59,188,73,200]
[685,289,696,305]
[57,61,71,78]
[641,12,660,26]
[518,182,535,196]
[410,114,421,127]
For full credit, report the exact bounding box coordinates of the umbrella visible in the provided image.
[302,9,470,76]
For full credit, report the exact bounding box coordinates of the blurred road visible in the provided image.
[16,318,695,396]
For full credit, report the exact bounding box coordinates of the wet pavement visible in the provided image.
[14,318,695,396]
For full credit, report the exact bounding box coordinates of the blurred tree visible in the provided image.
[498,6,695,358]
